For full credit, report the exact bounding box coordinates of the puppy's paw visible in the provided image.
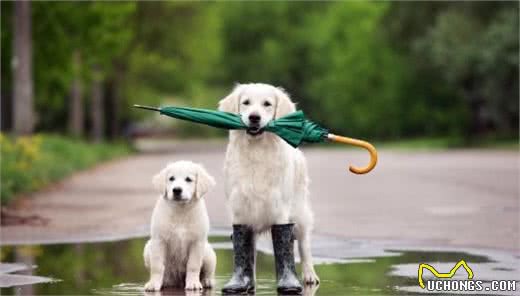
[185,279,203,290]
[202,278,214,289]
[303,268,320,285]
[144,279,162,291]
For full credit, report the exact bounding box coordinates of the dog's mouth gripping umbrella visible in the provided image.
[134,105,378,174]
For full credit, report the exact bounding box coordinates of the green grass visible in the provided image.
[374,137,464,150]
[0,134,133,205]
[320,136,519,151]
[376,136,519,150]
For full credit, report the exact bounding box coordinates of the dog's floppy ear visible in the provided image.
[274,87,296,119]
[218,84,241,114]
[152,167,168,194]
[195,164,216,199]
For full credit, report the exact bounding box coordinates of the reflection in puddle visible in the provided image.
[92,279,320,296]
[1,237,519,295]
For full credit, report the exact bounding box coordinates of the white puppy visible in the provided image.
[144,161,217,291]
[219,83,319,284]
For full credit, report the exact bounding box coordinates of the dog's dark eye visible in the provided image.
[263,101,272,107]
[242,100,250,106]
[169,176,175,182]
[185,177,192,183]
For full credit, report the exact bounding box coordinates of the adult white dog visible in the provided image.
[219,83,319,295]
[143,161,216,291]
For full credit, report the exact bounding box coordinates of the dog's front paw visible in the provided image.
[202,278,214,289]
[144,279,162,291]
[185,279,203,290]
[303,268,320,285]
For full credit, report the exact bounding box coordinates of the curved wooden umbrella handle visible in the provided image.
[327,134,378,174]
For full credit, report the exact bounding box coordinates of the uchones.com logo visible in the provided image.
[418,260,517,293]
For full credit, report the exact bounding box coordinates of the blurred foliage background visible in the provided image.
[1,1,518,141]
[0,134,130,203]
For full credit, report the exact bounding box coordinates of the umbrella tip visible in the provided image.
[133,104,160,111]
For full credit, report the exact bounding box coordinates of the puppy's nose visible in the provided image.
[173,187,182,195]
[249,113,261,124]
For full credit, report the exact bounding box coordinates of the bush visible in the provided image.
[0,134,132,205]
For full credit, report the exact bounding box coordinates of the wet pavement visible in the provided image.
[0,142,518,294]
[1,230,519,295]
[1,142,518,251]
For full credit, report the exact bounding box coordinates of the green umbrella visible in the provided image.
[134,104,377,174]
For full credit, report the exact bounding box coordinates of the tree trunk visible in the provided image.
[69,50,83,137]
[109,82,120,139]
[90,65,104,142]
[12,1,34,135]
[109,62,125,139]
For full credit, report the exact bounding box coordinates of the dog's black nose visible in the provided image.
[249,114,261,123]
[173,187,182,195]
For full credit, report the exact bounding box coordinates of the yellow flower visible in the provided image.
[0,133,13,152]
[14,161,30,171]
[15,136,40,161]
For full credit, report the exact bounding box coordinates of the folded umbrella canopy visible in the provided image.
[134,105,377,174]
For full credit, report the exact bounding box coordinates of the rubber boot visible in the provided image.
[272,224,303,295]
[222,225,256,294]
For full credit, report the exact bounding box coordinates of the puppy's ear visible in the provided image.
[218,84,241,114]
[195,164,216,199]
[152,167,167,194]
[274,87,296,119]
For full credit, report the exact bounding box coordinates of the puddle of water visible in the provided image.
[0,237,518,295]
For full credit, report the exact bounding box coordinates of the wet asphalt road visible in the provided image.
[1,141,518,252]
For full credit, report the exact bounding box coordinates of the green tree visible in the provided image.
[385,2,519,139]
[305,2,409,138]
[415,7,519,136]
[2,2,136,138]
[217,2,325,103]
